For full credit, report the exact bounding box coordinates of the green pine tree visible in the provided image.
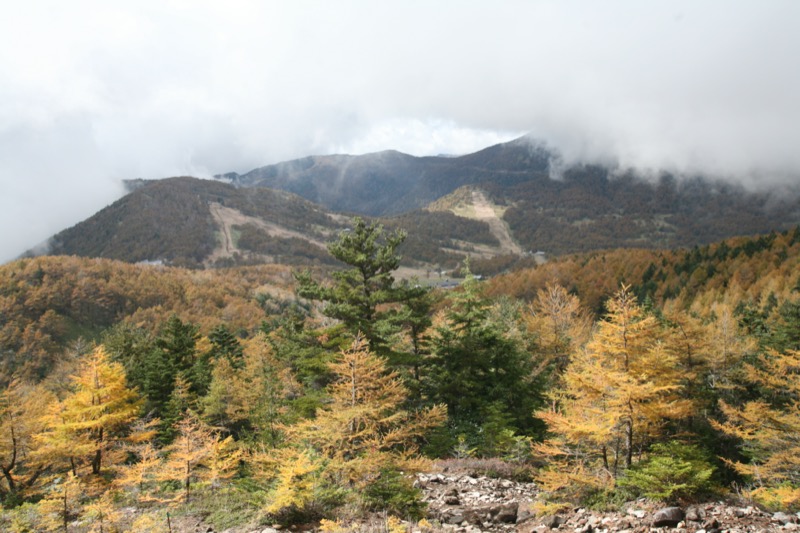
[295,217,434,381]
[425,273,542,449]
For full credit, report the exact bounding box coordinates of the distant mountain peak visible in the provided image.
[30,137,800,269]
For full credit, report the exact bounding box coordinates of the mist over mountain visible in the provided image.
[217,136,800,255]
[219,137,552,216]
[28,137,799,270]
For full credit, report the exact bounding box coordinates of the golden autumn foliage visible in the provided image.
[114,440,161,505]
[0,256,296,384]
[35,472,85,532]
[488,228,800,314]
[525,282,592,378]
[534,286,692,501]
[286,336,446,486]
[114,419,162,505]
[714,349,800,508]
[35,346,142,477]
[265,449,322,515]
[83,492,121,533]
[202,334,298,444]
[158,412,241,502]
[3,228,800,524]
[0,379,55,500]
[266,336,446,516]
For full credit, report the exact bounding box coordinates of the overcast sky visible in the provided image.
[2,1,799,263]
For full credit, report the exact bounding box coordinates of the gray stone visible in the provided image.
[444,495,460,505]
[516,509,533,524]
[686,507,706,521]
[540,514,565,529]
[495,502,518,523]
[460,508,483,525]
[774,512,795,525]
[652,506,685,528]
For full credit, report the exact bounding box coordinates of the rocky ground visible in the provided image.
[173,462,798,532]
[415,468,797,533]
[416,470,536,530]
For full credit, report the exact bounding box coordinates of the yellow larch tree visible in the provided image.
[205,432,242,492]
[265,449,322,516]
[713,348,800,509]
[35,472,85,532]
[660,304,713,427]
[33,399,81,477]
[115,441,161,505]
[534,286,691,503]
[267,336,445,515]
[661,303,711,379]
[0,379,55,501]
[525,282,592,378]
[705,301,757,393]
[83,491,121,533]
[159,412,239,502]
[36,346,142,477]
[288,335,446,485]
[114,419,162,505]
[158,413,211,503]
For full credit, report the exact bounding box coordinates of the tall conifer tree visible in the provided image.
[535,286,691,502]
[36,346,142,476]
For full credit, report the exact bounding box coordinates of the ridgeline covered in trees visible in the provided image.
[1,223,800,530]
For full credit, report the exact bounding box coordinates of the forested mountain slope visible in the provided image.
[40,177,498,269]
[223,136,800,255]
[44,177,343,268]
[487,226,800,313]
[28,137,800,270]
[0,255,296,382]
[3,228,800,530]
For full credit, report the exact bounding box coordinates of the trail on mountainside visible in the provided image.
[469,190,524,256]
[207,202,328,264]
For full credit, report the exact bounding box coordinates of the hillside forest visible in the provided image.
[2,221,800,530]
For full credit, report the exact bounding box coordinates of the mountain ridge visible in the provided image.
[39,177,504,271]
[218,136,552,216]
[29,136,800,269]
[217,135,800,254]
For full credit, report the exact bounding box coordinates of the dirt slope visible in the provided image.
[206,202,328,265]
[470,190,524,256]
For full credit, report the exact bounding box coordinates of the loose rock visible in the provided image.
[685,506,706,522]
[774,511,796,525]
[539,514,564,529]
[652,506,685,528]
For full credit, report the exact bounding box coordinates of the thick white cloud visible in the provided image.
[1,1,799,262]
